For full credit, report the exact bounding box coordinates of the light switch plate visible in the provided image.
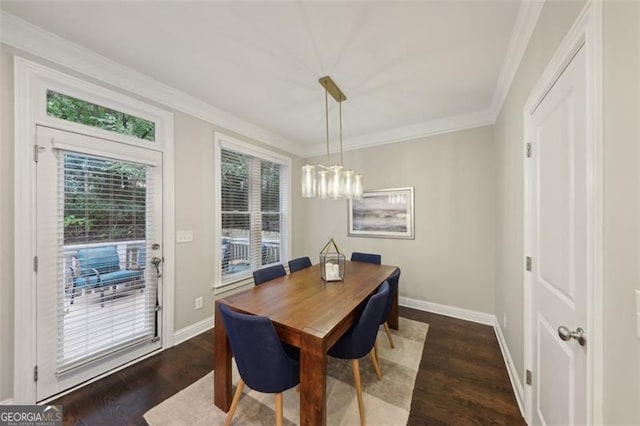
[176,230,193,243]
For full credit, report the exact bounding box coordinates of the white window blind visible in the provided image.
[55,151,158,375]
[220,146,289,285]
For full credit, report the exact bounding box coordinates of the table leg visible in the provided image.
[214,301,232,411]
[389,286,399,330]
[300,332,326,425]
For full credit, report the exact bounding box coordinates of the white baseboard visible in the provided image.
[0,398,14,405]
[399,296,495,325]
[173,316,214,346]
[493,318,525,417]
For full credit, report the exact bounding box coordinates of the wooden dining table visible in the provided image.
[213,260,398,425]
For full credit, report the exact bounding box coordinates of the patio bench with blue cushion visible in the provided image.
[71,245,144,306]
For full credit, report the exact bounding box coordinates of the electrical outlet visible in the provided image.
[503,313,507,329]
[177,230,193,243]
[195,296,203,310]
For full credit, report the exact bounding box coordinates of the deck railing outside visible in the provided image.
[222,229,280,276]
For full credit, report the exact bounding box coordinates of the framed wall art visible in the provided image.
[348,187,414,239]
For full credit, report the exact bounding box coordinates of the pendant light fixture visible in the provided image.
[301,76,363,200]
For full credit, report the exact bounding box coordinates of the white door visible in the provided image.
[527,45,587,425]
[35,126,164,401]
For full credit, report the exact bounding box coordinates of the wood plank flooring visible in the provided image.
[52,307,524,425]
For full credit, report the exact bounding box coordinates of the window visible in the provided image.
[59,151,156,375]
[217,136,290,287]
[47,90,156,141]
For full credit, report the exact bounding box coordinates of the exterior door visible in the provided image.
[527,45,588,425]
[35,125,163,401]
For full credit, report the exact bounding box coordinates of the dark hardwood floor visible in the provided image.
[401,309,524,425]
[52,307,524,425]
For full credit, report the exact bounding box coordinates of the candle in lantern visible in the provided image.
[325,263,340,281]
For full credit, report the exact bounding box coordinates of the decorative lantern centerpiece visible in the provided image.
[320,238,346,282]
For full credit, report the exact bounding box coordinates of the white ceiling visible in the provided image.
[1,1,526,156]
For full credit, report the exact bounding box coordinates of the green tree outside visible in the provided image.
[47,90,155,142]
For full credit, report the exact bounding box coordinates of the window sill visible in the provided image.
[213,277,254,296]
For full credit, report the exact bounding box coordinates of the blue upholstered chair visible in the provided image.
[288,256,312,273]
[380,268,401,348]
[218,304,300,426]
[71,245,143,306]
[252,264,286,286]
[350,252,382,265]
[328,281,390,425]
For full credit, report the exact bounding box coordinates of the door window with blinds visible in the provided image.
[219,140,289,285]
[59,153,155,372]
[35,126,163,401]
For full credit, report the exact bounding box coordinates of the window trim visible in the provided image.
[214,132,291,292]
[32,62,168,151]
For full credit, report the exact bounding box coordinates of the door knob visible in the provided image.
[558,326,586,346]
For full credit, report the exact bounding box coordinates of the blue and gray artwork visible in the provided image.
[352,194,408,232]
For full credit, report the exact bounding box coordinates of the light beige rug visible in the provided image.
[144,317,428,426]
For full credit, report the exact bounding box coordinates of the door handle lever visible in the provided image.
[151,257,162,278]
[558,326,586,346]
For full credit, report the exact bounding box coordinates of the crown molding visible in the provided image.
[303,108,495,158]
[0,11,305,157]
[489,0,545,120]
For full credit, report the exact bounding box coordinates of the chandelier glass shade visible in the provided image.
[301,76,363,200]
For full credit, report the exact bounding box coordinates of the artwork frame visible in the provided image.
[348,187,415,239]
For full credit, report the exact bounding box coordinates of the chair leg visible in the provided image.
[383,321,395,349]
[70,282,77,305]
[370,349,382,381]
[275,392,283,426]
[352,359,365,426]
[374,339,379,366]
[224,378,245,426]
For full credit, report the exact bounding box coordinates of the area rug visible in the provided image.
[144,317,428,425]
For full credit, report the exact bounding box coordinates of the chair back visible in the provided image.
[218,304,299,393]
[329,281,389,360]
[381,268,400,324]
[253,264,286,285]
[76,246,121,276]
[350,252,382,265]
[288,256,312,273]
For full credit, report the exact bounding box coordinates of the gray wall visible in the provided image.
[0,44,306,400]
[172,112,217,330]
[303,126,497,314]
[493,0,586,392]
[0,45,16,402]
[494,0,640,423]
[602,1,639,422]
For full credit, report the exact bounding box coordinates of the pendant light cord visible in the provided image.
[339,101,343,166]
[325,88,330,165]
